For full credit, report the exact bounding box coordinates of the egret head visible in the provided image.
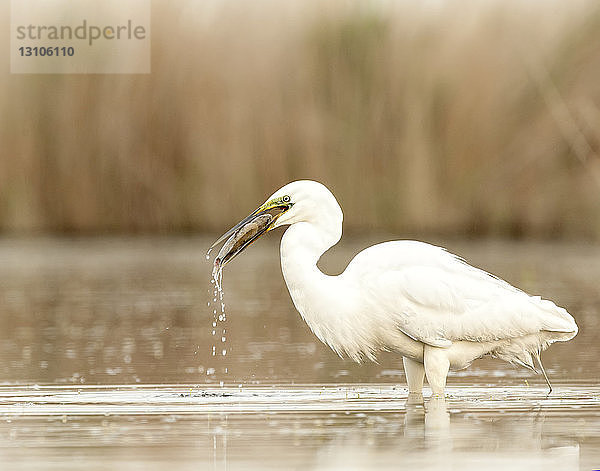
[209,180,342,269]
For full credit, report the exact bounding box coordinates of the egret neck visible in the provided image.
[279,217,344,352]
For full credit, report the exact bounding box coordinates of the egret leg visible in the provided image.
[534,352,552,394]
[403,357,425,394]
[403,357,425,403]
[424,346,450,397]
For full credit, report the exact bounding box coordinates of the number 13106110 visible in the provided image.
[18,46,74,57]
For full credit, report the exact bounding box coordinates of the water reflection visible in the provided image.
[312,393,582,471]
[0,384,594,469]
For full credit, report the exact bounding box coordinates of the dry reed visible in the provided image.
[1,0,600,238]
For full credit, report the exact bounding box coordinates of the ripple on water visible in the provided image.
[0,384,598,415]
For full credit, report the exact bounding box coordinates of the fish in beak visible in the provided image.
[208,198,293,285]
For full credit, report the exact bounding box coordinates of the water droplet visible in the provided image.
[208,271,230,386]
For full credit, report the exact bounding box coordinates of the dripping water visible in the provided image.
[206,255,228,386]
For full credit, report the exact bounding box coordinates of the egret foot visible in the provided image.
[406,392,424,405]
[424,346,450,396]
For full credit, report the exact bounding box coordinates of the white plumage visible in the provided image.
[211,180,578,396]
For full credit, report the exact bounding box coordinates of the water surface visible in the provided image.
[0,236,597,469]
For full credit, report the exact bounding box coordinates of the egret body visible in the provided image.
[210,180,578,396]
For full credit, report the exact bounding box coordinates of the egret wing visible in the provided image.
[343,241,575,347]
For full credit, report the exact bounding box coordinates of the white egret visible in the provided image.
[209,180,578,396]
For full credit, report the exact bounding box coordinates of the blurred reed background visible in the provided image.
[1,0,600,238]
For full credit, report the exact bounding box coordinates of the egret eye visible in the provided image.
[282,195,291,203]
